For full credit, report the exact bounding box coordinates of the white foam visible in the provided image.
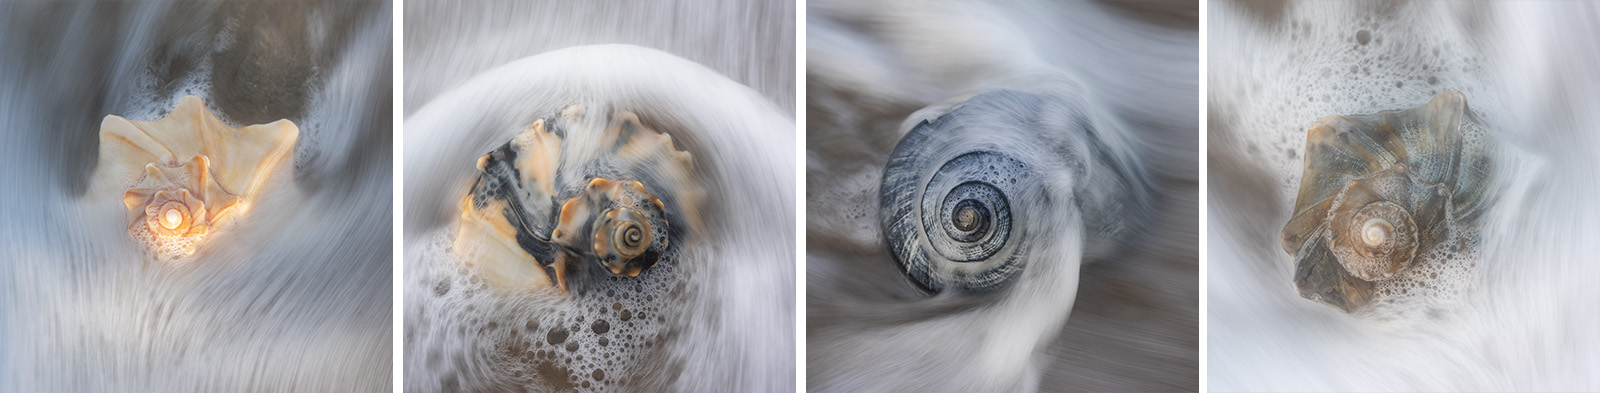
[405,226,677,392]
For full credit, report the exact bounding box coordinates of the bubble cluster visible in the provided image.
[1215,8,1498,194]
[127,224,201,261]
[1363,230,1480,319]
[407,227,680,392]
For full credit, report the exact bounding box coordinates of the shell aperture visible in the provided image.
[92,95,299,260]
[455,107,695,293]
[880,90,1145,293]
[1281,89,1492,313]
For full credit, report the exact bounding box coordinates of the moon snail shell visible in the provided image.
[1281,89,1493,313]
[453,107,698,293]
[879,89,1145,293]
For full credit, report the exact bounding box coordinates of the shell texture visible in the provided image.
[455,106,698,293]
[91,95,299,260]
[1281,89,1493,313]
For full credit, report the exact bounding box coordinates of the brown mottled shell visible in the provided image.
[551,178,670,278]
[1281,89,1491,312]
[454,106,699,292]
[92,96,298,260]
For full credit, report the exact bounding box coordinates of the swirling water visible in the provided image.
[0,2,393,391]
[1210,2,1600,390]
[401,47,796,392]
[806,1,1196,391]
[401,3,794,391]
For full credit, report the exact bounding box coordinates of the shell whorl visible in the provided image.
[884,148,1028,293]
[880,89,1142,293]
[1328,198,1417,281]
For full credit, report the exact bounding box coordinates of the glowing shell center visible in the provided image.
[1360,218,1391,248]
[162,207,183,229]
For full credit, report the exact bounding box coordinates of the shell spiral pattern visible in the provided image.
[880,90,1143,293]
[1281,89,1493,313]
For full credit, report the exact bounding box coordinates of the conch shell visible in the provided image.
[454,107,699,292]
[1281,90,1492,312]
[91,96,298,260]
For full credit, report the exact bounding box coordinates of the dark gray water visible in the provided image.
[0,2,393,391]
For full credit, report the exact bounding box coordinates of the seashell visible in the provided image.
[551,178,670,279]
[91,96,298,260]
[879,90,1145,293]
[454,107,699,293]
[1281,89,1492,313]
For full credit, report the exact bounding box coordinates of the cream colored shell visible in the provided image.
[91,96,298,259]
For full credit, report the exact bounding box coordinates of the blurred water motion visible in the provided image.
[402,1,795,392]
[403,0,795,116]
[806,1,1197,391]
[0,2,393,391]
[1210,1,1600,390]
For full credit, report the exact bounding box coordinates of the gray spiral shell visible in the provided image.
[880,89,1144,293]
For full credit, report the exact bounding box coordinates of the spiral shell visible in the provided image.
[1281,89,1492,312]
[91,96,298,260]
[551,178,670,278]
[454,107,699,293]
[880,90,1142,293]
